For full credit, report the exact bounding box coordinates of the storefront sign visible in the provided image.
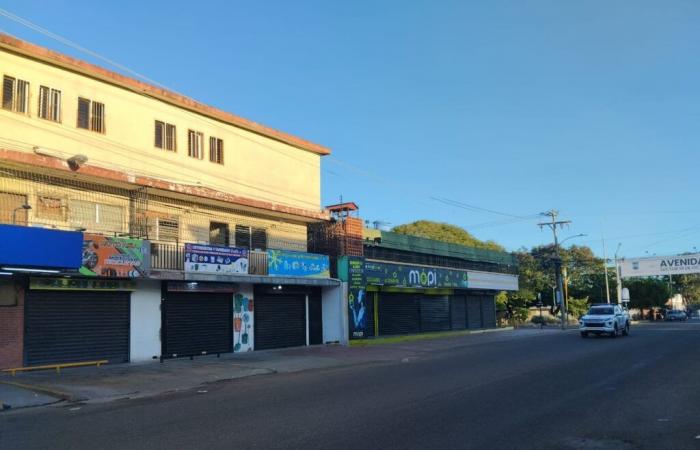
[466,271,519,291]
[30,277,136,291]
[619,253,700,278]
[80,234,150,278]
[0,225,82,269]
[344,257,368,338]
[364,261,469,288]
[184,243,249,275]
[267,250,330,278]
[167,281,238,293]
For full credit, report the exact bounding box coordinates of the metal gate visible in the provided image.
[420,296,451,332]
[450,295,467,330]
[162,293,232,358]
[25,290,130,366]
[378,293,420,335]
[466,295,483,329]
[254,294,306,350]
[481,295,497,328]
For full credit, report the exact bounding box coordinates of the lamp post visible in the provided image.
[12,204,31,224]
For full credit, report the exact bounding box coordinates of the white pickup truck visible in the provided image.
[579,304,630,338]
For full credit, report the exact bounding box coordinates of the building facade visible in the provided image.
[338,229,519,339]
[0,34,345,369]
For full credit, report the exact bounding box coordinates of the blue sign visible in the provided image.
[267,249,330,278]
[184,243,249,274]
[0,225,82,269]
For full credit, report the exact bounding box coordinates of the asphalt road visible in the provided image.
[3,322,700,450]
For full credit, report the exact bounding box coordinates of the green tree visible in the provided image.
[391,221,504,251]
[567,297,590,319]
[625,278,671,309]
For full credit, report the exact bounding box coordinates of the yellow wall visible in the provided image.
[0,48,322,212]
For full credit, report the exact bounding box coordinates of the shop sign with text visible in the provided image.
[80,234,150,278]
[267,250,330,278]
[30,277,136,291]
[364,261,468,288]
[184,243,249,275]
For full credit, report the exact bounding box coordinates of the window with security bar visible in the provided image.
[2,76,30,114]
[155,120,177,151]
[77,97,105,133]
[188,130,204,159]
[209,137,224,164]
[155,218,180,242]
[38,86,62,122]
[235,224,267,250]
[68,200,124,232]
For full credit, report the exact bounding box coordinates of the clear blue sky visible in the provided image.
[2,1,699,258]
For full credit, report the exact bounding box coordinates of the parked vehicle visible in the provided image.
[665,310,687,321]
[579,304,630,338]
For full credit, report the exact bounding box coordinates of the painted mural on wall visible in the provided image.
[80,234,149,278]
[347,257,368,338]
[184,243,248,275]
[364,261,468,288]
[267,249,330,278]
[233,287,254,352]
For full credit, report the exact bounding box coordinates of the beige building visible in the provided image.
[0,33,330,253]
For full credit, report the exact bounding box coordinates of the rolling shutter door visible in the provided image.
[420,296,450,332]
[364,294,375,338]
[481,295,497,328]
[163,293,232,358]
[450,295,466,330]
[255,295,306,350]
[308,294,323,345]
[25,291,130,366]
[378,293,419,335]
[466,295,483,329]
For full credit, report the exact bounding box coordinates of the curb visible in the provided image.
[0,379,75,403]
[350,326,516,347]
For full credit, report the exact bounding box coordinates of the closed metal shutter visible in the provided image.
[25,291,130,366]
[378,293,419,335]
[450,295,466,330]
[481,295,497,328]
[365,294,375,338]
[308,294,323,345]
[163,293,232,358]
[420,296,450,332]
[255,295,306,350]
[466,295,483,329]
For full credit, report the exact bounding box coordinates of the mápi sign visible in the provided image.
[619,253,700,278]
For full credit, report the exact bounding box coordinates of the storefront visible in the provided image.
[254,285,322,350]
[24,277,134,365]
[340,257,517,339]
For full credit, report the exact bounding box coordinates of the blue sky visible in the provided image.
[2,1,699,257]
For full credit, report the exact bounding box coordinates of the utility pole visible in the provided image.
[614,243,622,304]
[538,210,571,330]
[602,236,611,304]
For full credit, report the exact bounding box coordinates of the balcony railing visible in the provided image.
[150,242,269,275]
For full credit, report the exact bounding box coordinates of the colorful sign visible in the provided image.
[184,243,249,275]
[346,257,368,338]
[364,261,469,288]
[0,225,82,269]
[30,277,136,291]
[80,234,149,278]
[267,249,330,278]
[234,289,254,352]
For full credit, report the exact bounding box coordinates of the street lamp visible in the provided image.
[12,204,31,224]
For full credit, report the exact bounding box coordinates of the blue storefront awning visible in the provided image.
[0,225,83,269]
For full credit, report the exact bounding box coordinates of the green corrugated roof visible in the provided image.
[377,231,518,267]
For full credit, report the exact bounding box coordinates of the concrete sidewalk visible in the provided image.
[0,327,559,408]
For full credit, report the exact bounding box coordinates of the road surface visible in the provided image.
[2,322,699,449]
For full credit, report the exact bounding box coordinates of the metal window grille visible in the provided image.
[235,224,251,249]
[39,86,61,122]
[91,101,105,133]
[165,124,176,151]
[154,120,164,148]
[209,221,229,246]
[156,218,180,242]
[251,227,267,251]
[188,130,203,159]
[77,97,90,129]
[209,137,224,164]
[2,76,29,113]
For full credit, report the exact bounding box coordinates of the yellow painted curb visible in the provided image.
[0,379,73,402]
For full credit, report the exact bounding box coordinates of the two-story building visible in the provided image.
[0,34,344,370]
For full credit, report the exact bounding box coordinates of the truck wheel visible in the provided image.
[611,324,618,338]
[580,331,588,338]
[622,322,630,336]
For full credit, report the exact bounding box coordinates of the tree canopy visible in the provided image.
[391,220,504,251]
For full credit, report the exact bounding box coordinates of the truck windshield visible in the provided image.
[588,308,613,315]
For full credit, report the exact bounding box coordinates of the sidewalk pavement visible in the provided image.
[0,327,560,410]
